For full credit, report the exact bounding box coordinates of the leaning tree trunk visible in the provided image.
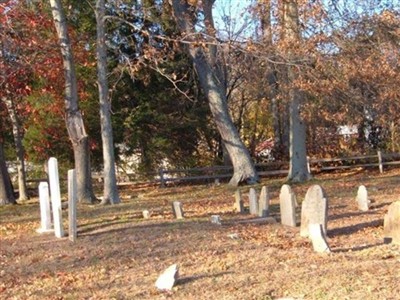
[96,0,120,205]
[2,97,29,201]
[0,141,16,205]
[282,0,311,182]
[49,0,96,203]
[171,0,258,186]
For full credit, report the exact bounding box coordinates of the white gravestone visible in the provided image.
[142,210,151,219]
[68,169,77,242]
[300,185,328,238]
[249,188,259,215]
[280,184,297,227]
[48,157,64,238]
[356,185,370,212]
[258,186,270,217]
[155,264,179,291]
[37,182,53,233]
[308,223,331,253]
[172,201,184,219]
[384,201,400,245]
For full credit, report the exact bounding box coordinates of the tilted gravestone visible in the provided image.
[155,264,179,291]
[279,184,297,227]
[172,201,184,219]
[37,182,53,233]
[356,185,370,212]
[300,185,328,238]
[48,157,64,238]
[249,188,259,215]
[308,223,331,253]
[233,190,244,213]
[258,186,270,217]
[384,201,400,245]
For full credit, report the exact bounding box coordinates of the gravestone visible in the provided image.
[258,186,270,217]
[308,223,331,253]
[172,201,184,219]
[383,201,400,245]
[279,184,296,227]
[142,210,151,219]
[48,157,64,238]
[234,190,244,213]
[155,264,179,291]
[210,215,221,225]
[249,188,259,215]
[37,182,53,233]
[68,169,77,242]
[356,185,370,211]
[300,185,328,238]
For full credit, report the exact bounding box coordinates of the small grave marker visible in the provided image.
[48,157,64,238]
[279,184,297,227]
[356,185,370,212]
[142,210,151,219]
[249,188,258,215]
[300,185,328,238]
[384,201,400,245]
[233,190,244,213]
[37,182,53,233]
[210,215,221,225]
[172,201,184,219]
[258,186,270,217]
[308,223,331,253]
[155,264,179,291]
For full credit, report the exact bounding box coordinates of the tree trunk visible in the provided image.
[96,0,120,205]
[49,0,96,203]
[0,141,16,205]
[171,0,258,186]
[2,97,29,201]
[282,0,311,182]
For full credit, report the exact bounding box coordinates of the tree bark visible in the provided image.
[96,0,120,205]
[282,0,311,182]
[0,141,16,205]
[2,97,29,201]
[171,0,258,186]
[49,0,96,203]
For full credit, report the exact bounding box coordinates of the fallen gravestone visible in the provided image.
[234,190,244,213]
[384,201,400,245]
[172,201,184,219]
[356,185,370,211]
[249,188,259,215]
[279,184,297,227]
[308,223,331,253]
[300,185,328,238]
[155,264,179,291]
[258,186,270,217]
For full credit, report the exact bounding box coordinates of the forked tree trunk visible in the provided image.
[0,141,16,205]
[49,0,96,203]
[96,0,120,205]
[171,0,258,186]
[2,97,29,201]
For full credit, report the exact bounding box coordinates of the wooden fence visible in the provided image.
[156,151,400,188]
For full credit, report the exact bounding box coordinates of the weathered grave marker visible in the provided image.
[356,185,370,212]
[172,201,184,219]
[279,184,297,227]
[155,264,179,291]
[48,157,64,238]
[37,182,53,233]
[308,223,331,253]
[234,190,244,213]
[210,215,222,225]
[384,201,400,245]
[249,188,259,215]
[68,169,77,242]
[142,210,151,219]
[258,186,270,217]
[300,185,328,238]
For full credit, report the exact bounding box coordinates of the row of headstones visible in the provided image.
[37,157,78,242]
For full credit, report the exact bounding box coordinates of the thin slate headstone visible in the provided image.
[48,157,64,238]
[308,223,331,253]
[258,186,270,217]
[356,185,370,212]
[68,169,77,242]
[155,264,179,291]
[249,188,259,215]
[300,185,328,238]
[233,190,244,213]
[383,201,400,245]
[279,184,296,227]
[172,201,184,219]
[37,182,53,233]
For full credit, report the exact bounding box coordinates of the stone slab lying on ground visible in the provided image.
[155,264,179,291]
[384,201,400,245]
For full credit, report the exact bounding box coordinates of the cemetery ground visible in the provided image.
[1,169,400,300]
